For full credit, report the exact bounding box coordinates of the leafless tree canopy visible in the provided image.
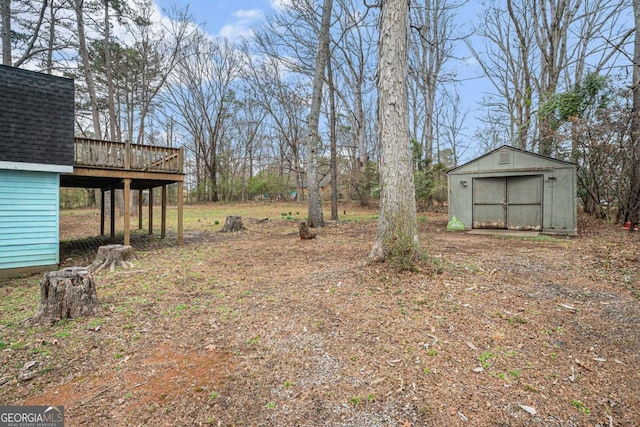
[1,0,637,224]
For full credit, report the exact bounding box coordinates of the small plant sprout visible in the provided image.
[571,400,591,414]
[349,396,363,406]
[208,391,220,400]
[266,402,276,410]
[478,351,495,368]
[367,393,375,402]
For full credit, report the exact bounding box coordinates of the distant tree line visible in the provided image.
[1,0,638,224]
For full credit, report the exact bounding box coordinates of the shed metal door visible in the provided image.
[472,176,542,231]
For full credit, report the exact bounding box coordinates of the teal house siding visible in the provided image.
[0,65,74,277]
[0,170,60,270]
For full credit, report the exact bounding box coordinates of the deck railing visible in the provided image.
[74,137,183,174]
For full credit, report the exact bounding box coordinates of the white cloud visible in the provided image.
[269,0,293,12]
[218,8,264,40]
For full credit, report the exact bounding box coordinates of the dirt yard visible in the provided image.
[1,203,639,426]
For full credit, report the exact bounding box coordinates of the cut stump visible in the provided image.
[221,215,246,232]
[88,244,134,273]
[31,267,101,325]
[299,222,317,240]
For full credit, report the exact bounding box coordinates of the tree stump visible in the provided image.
[88,244,134,273]
[31,267,101,325]
[299,222,317,240]
[220,215,246,232]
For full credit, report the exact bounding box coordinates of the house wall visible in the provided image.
[0,170,60,277]
[0,66,74,277]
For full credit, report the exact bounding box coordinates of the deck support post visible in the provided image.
[161,184,167,239]
[148,187,154,235]
[178,182,183,245]
[100,189,105,236]
[110,189,115,239]
[124,179,131,246]
[138,189,143,230]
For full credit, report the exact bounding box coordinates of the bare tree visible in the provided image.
[629,0,640,230]
[332,0,377,205]
[533,0,581,155]
[162,34,242,202]
[409,0,461,166]
[468,0,535,149]
[472,0,631,155]
[69,0,102,139]
[0,0,49,67]
[305,0,332,228]
[1,0,12,65]
[369,0,419,267]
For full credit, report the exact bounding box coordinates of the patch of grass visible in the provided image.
[423,368,432,374]
[265,402,276,410]
[217,305,239,321]
[87,318,104,330]
[246,336,260,345]
[478,351,495,368]
[11,341,27,350]
[571,400,591,414]
[426,349,438,356]
[508,316,528,325]
[367,393,375,402]
[508,369,520,379]
[349,396,363,406]
[208,391,220,400]
[284,381,295,388]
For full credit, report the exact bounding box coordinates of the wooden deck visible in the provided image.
[60,138,184,246]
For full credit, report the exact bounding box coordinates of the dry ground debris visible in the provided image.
[1,204,639,426]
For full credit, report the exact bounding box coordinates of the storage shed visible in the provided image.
[0,65,74,277]
[447,145,577,234]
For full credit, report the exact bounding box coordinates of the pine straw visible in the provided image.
[1,207,639,426]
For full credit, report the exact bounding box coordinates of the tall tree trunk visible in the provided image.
[1,0,11,65]
[306,0,333,228]
[328,54,338,221]
[629,0,640,230]
[71,0,102,139]
[46,0,55,73]
[103,0,117,141]
[369,0,419,267]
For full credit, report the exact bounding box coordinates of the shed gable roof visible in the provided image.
[447,145,575,175]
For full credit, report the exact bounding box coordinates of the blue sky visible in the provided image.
[152,0,487,159]
[155,0,279,40]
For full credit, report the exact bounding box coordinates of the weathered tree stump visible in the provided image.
[31,267,101,325]
[299,222,317,240]
[220,215,246,232]
[88,244,134,273]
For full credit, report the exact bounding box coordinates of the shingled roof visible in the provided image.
[0,65,74,169]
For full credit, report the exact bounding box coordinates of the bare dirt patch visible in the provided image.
[2,204,640,426]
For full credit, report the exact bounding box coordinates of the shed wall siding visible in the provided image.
[447,146,577,234]
[0,170,59,270]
